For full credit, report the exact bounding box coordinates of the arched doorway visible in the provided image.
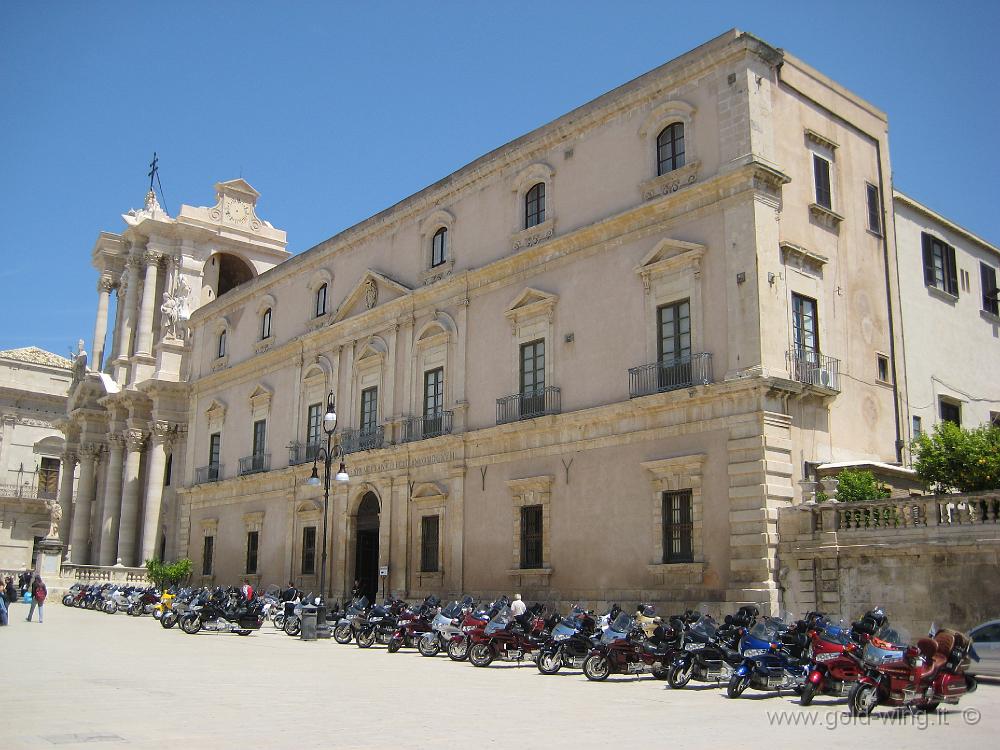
[354,492,380,602]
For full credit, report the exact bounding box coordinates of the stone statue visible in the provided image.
[161,276,192,340]
[160,293,180,339]
[45,497,62,540]
[72,339,88,382]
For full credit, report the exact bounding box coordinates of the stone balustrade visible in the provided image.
[58,563,149,584]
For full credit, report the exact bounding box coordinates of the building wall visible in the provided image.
[894,193,1000,443]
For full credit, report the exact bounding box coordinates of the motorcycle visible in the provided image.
[333,597,370,644]
[727,616,809,698]
[180,589,264,636]
[61,584,83,607]
[418,599,472,657]
[356,598,408,648]
[582,611,672,681]
[127,588,159,617]
[468,605,549,667]
[388,596,440,653]
[447,596,509,661]
[667,613,745,688]
[152,589,175,620]
[849,627,979,716]
[799,617,867,705]
[536,607,599,674]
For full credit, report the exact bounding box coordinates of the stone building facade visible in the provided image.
[58,28,992,616]
[0,347,74,568]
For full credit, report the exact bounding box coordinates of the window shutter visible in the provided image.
[945,245,959,296]
[921,233,935,286]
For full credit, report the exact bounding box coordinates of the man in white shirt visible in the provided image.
[511,593,527,617]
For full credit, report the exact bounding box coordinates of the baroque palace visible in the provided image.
[45,30,1000,613]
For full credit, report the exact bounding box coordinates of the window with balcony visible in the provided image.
[792,293,819,356]
[656,123,685,175]
[662,490,693,563]
[360,386,378,433]
[307,402,322,446]
[922,233,958,297]
[520,339,545,417]
[245,530,259,575]
[656,299,692,389]
[423,367,444,427]
[37,457,59,500]
[301,526,316,575]
[420,515,440,573]
[252,419,266,457]
[520,504,543,569]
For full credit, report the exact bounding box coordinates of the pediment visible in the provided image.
[411,481,448,503]
[333,270,412,322]
[634,238,705,290]
[205,399,227,427]
[504,287,558,323]
[248,383,273,409]
[355,336,388,365]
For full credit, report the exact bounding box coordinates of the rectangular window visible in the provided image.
[306,403,322,446]
[360,387,378,433]
[520,504,543,569]
[423,368,444,419]
[315,284,327,317]
[792,293,820,355]
[922,233,959,296]
[37,457,60,500]
[252,419,266,456]
[912,415,923,438]
[209,432,221,467]
[261,308,272,339]
[519,339,545,418]
[420,515,440,573]
[982,263,999,316]
[940,398,962,426]
[866,183,881,234]
[202,535,214,576]
[301,526,316,575]
[217,330,227,359]
[657,299,691,363]
[876,353,890,384]
[662,490,694,563]
[813,154,832,209]
[246,530,259,575]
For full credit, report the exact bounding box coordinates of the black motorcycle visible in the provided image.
[180,588,263,636]
[667,611,748,688]
[536,606,616,675]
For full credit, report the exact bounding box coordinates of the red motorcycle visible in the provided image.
[387,596,439,653]
[583,612,671,681]
[447,597,509,661]
[467,605,549,667]
[849,628,979,716]
[800,619,866,705]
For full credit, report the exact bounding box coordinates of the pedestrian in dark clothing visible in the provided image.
[26,575,46,623]
[4,576,16,605]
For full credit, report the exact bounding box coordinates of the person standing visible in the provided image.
[26,575,47,623]
[4,576,15,606]
[0,584,8,626]
[511,593,527,617]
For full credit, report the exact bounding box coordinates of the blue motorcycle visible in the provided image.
[728,617,809,698]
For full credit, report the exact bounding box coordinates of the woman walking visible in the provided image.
[26,575,46,623]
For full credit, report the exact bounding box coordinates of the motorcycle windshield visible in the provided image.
[484,606,513,635]
[819,619,852,646]
[551,621,579,641]
[441,601,462,619]
[749,618,786,643]
[863,623,910,663]
[602,613,634,643]
[690,615,719,640]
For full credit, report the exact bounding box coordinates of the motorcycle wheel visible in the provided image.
[388,637,402,653]
[583,655,611,681]
[357,629,376,648]
[128,603,142,617]
[333,624,354,644]
[403,633,414,648]
[180,615,202,635]
[651,664,670,681]
[537,652,561,675]
[800,681,818,706]
[418,635,441,657]
[161,612,178,629]
[235,629,252,636]
[668,663,693,689]
[273,614,286,630]
[62,595,74,607]
[469,643,494,667]
[153,608,163,621]
[848,682,879,717]
[284,618,301,637]
[448,638,470,662]
[105,602,118,615]
[727,674,751,699]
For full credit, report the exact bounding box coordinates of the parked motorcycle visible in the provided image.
[582,611,672,681]
[179,589,263,635]
[388,596,440,652]
[536,606,599,674]
[667,613,744,688]
[468,605,549,667]
[418,599,472,657]
[848,627,979,716]
[333,597,370,644]
[727,617,809,698]
[799,617,866,705]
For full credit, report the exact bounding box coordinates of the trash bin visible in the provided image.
[315,603,331,639]
[300,604,318,641]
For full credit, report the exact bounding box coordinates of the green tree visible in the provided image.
[835,469,891,502]
[145,558,193,590]
[912,421,1000,493]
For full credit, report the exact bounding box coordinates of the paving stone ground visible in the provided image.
[0,602,996,749]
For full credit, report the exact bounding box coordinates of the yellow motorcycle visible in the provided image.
[153,590,175,621]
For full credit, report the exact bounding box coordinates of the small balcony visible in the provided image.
[402,411,454,443]
[628,352,714,398]
[787,348,841,393]
[238,453,270,476]
[194,464,223,484]
[340,426,385,455]
[288,441,322,466]
[497,386,561,425]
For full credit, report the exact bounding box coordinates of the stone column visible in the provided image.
[113,256,141,381]
[98,434,125,565]
[92,276,114,371]
[116,428,146,566]
[69,444,100,563]
[57,449,77,548]
[448,467,466,595]
[139,422,173,563]
[134,251,162,357]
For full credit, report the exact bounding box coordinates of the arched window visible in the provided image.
[431,227,447,268]
[261,308,272,340]
[525,182,545,229]
[656,123,685,176]
[315,283,327,317]
[217,330,227,359]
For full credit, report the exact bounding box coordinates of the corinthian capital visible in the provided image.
[143,250,164,266]
[98,276,115,294]
[123,428,147,452]
[78,443,102,461]
[107,433,126,451]
[152,420,177,447]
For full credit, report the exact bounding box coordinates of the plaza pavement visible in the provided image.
[0,602,996,749]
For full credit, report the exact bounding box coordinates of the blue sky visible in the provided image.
[1,1,997,353]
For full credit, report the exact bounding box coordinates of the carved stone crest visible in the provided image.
[364,278,378,309]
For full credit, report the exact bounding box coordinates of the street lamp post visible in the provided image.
[306,391,349,637]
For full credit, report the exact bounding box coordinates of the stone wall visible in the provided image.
[778,491,1000,634]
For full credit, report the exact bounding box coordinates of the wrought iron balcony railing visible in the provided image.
[238,453,270,476]
[628,352,713,398]
[288,441,322,466]
[340,425,385,455]
[402,411,454,443]
[194,464,223,484]
[496,386,561,425]
[0,483,56,500]
[787,348,841,392]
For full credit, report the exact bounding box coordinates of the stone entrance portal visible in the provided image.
[354,492,380,602]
